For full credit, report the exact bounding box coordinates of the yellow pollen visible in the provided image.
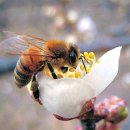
[79,51,97,74]
[85,55,90,62]
[67,74,75,78]
[75,72,81,78]
[84,52,89,57]
[80,64,85,70]
[86,66,91,73]
[89,52,95,59]
[69,67,75,72]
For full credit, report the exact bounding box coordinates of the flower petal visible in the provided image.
[39,46,122,119]
[84,46,122,96]
[39,77,95,118]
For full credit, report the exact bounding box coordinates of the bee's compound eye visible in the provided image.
[60,66,68,73]
[69,50,77,65]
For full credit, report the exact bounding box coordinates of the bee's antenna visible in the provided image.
[79,56,87,74]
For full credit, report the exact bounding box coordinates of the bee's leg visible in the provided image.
[47,62,58,79]
[31,75,42,105]
[30,63,45,105]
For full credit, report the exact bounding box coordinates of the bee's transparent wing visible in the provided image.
[3,31,47,49]
[0,33,53,57]
[0,36,27,55]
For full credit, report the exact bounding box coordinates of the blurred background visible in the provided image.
[0,0,130,130]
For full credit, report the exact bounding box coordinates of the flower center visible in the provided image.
[43,51,97,79]
[80,51,97,73]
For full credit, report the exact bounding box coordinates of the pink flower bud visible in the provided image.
[95,96,128,123]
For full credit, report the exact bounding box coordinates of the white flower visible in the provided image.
[39,47,122,119]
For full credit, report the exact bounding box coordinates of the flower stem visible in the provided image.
[80,109,96,130]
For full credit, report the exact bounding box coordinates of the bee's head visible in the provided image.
[67,45,80,68]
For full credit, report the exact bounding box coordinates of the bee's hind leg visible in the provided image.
[31,75,43,105]
[30,63,45,105]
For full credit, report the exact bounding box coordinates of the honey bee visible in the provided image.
[0,32,80,104]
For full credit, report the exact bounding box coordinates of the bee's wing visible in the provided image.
[3,31,47,48]
[0,32,53,57]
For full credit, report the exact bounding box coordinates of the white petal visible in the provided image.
[84,46,122,96]
[39,77,94,118]
[39,46,122,118]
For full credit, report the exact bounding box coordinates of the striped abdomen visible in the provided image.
[14,58,34,88]
[14,47,45,88]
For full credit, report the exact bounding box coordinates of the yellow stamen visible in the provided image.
[84,52,89,57]
[89,52,95,59]
[86,66,91,73]
[85,55,90,62]
[83,52,91,62]
[80,64,85,70]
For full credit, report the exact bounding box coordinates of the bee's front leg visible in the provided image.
[47,62,58,79]
[30,75,43,105]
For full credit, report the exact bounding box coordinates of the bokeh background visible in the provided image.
[0,0,130,130]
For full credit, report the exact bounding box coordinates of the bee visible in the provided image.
[0,32,80,104]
